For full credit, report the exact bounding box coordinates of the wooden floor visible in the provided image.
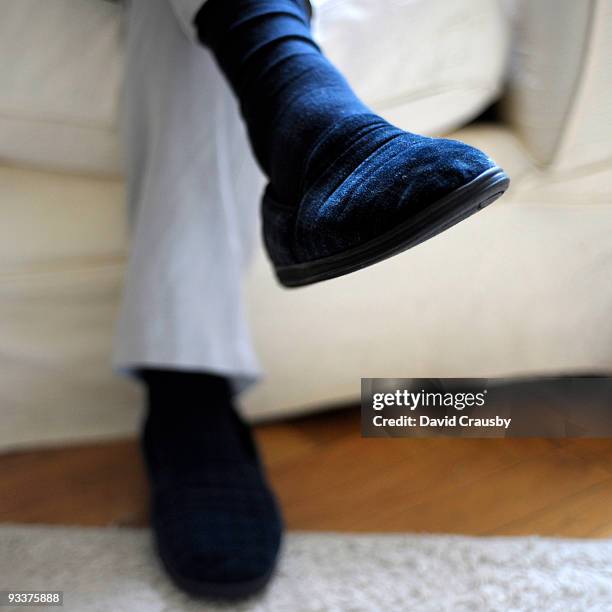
[2,406,612,537]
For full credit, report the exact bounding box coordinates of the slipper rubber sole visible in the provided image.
[273,166,510,288]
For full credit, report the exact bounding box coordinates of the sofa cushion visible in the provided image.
[0,0,123,176]
[0,0,509,177]
[314,0,510,135]
[0,166,126,274]
[503,0,612,169]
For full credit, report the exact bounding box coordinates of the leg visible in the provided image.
[117,0,282,598]
[114,0,262,392]
[196,0,509,287]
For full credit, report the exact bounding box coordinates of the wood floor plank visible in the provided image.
[364,447,611,535]
[271,438,572,531]
[0,440,148,526]
[490,479,612,537]
[564,439,612,475]
[254,423,318,469]
[0,408,611,536]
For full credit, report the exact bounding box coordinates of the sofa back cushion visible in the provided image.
[0,0,123,176]
[0,0,510,178]
[504,0,612,170]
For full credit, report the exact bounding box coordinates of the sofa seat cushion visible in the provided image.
[0,166,126,275]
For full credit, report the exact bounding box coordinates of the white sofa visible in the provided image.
[1,0,611,449]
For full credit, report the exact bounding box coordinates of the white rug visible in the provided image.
[1,526,611,611]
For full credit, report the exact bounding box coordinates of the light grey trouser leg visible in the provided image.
[113,0,264,393]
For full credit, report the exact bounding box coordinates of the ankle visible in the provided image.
[142,369,231,409]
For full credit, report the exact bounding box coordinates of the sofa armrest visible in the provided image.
[503,0,612,171]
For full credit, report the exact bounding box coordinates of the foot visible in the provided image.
[197,0,509,287]
[262,114,509,287]
[141,370,283,599]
